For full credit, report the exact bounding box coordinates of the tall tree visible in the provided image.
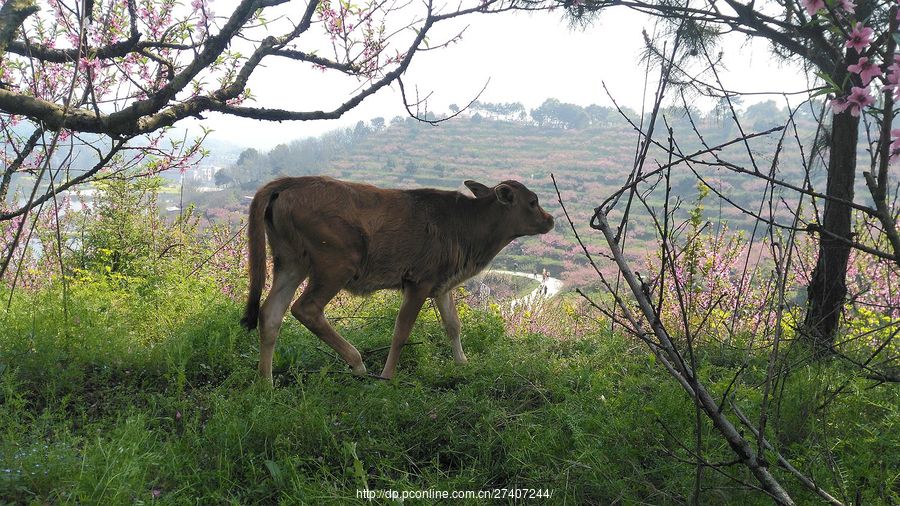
[0,0,536,207]
[0,0,540,278]
[561,0,900,354]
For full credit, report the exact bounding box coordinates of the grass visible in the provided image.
[480,272,541,299]
[0,273,897,504]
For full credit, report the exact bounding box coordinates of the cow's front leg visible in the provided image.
[434,291,467,365]
[381,284,431,379]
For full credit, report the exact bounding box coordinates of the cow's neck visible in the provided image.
[461,197,516,262]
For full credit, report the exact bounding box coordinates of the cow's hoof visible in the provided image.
[351,363,368,376]
[257,369,275,386]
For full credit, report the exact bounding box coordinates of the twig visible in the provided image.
[187,222,247,277]
[730,402,844,506]
[594,210,796,505]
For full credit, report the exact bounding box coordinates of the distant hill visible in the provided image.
[191,99,825,286]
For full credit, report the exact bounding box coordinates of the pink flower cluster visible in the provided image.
[826,19,899,127]
[845,22,874,52]
[316,0,391,80]
[847,57,880,85]
[831,86,875,117]
[829,22,878,117]
[795,235,900,319]
[190,0,214,29]
[801,0,855,16]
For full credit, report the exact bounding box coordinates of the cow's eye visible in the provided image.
[529,200,538,208]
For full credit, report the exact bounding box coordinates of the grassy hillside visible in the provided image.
[1,176,896,504]
[1,273,897,504]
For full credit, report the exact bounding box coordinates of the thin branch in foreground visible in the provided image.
[556,167,803,503]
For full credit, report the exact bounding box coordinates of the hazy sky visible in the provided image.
[192,6,813,150]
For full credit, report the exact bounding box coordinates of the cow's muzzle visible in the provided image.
[541,214,554,233]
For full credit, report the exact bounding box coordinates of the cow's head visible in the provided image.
[465,180,554,237]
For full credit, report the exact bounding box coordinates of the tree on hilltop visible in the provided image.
[531,98,590,128]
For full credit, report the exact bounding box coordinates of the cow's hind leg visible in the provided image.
[291,272,367,376]
[258,261,306,383]
[381,284,431,379]
[434,291,467,365]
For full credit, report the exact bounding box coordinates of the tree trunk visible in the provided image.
[803,109,858,355]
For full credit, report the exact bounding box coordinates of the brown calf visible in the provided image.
[240,176,554,382]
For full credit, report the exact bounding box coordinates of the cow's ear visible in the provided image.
[465,180,492,198]
[495,184,515,205]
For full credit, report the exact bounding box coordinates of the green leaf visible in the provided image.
[264,460,283,485]
[345,441,368,489]
[815,71,842,93]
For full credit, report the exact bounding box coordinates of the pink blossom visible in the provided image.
[838,0,855,13]
[831,86,875,116]
[890,129,900,164]
[830,95,851,114]
[846,86,875,116]
[845,23,874,52]
[801,0,825,15]
[78,57,102,74]
[847,57,881,85]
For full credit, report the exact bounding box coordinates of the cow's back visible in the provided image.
[266,177,459,294]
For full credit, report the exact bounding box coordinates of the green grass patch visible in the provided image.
[0,277,897,504]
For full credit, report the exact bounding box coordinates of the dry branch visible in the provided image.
[592,210,798,505]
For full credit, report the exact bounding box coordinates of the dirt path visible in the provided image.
[486,269,563,310]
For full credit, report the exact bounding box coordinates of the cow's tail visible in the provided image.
[240,181,283,330]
